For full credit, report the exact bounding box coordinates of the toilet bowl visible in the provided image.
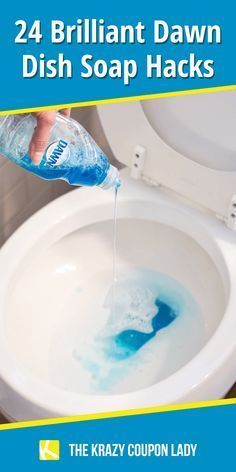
[0,92,236,420]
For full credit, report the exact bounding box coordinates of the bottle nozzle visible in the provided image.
[99,164,121,190]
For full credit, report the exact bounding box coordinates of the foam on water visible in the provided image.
[71,268,205,394]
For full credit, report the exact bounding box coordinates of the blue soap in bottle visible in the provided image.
[0,113,120,189]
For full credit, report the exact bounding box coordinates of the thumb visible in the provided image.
[29,112,56,164]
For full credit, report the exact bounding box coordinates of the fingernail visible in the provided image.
[32,152,43,165]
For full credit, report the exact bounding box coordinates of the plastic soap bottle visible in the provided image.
[0,113,120,189]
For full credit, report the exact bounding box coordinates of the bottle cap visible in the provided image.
[99,164,121,190]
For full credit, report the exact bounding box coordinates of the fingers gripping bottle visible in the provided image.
[0,113,120,189]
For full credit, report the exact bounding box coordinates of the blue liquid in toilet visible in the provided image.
[104,299,178,361]
[71,186,204,394]
[73,268,203,394]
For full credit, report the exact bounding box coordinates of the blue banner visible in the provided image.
[0,0,236,112]
[0,401,235,470]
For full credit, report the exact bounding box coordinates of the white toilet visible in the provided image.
[0,92,235,421]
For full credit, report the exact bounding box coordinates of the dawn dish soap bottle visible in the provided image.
[0,113,120,189]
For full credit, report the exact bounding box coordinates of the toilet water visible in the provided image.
[50,191,205,395]
[69,191,205,395]
[109,188,176,359]
[71,268,204,394]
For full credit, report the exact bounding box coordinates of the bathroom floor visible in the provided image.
[0,414,7,424]
[226,383,236,399]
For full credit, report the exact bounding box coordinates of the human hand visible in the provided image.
[29,109,71,164]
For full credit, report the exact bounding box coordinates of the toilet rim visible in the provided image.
[0,177,235,415]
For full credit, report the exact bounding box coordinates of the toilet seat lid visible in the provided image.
[98,91,236,221]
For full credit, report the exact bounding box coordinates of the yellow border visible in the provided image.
[0,84,236,116]
[0,398,235,431]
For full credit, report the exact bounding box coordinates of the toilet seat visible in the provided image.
[98,92,236,224]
